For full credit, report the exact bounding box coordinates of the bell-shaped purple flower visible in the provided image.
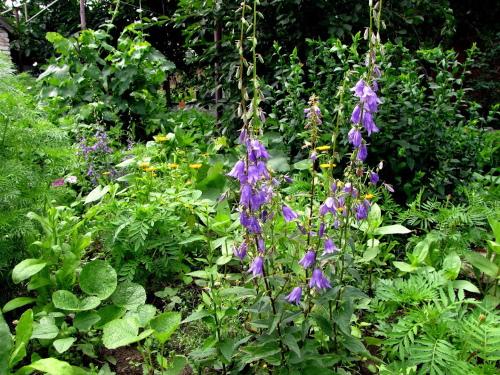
[309,268,331,290]
[318,222,325,238]
[369,171,379,185]
[348,127,362,147]
[286,287,302,305]
[357,143,368,162]
[248,256,264,277]
[234,241,247,260]
[362,111,379,135]
[248,140,270,162]
[299,250,316,269]
[351,105,361,124]
[240,184,252,208]
[282,205,298,222]
[355,199,370,220]
[240,211,261,234]
[323,238,338,255]
[257,236,265,254]
[227,160,246,182]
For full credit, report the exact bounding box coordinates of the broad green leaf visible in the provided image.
[367,203,382,229]
[84,185,110,204]
[240,341,281,364]
[219,287,256,298]
[9,309,33,368]
[102,318,153,349]
[74,311,101,331]
[12,259,47,284]
[20,358,84,375]
[412,238,431,264]
[52,290,101,311]
[465,252,498,278]
[111,282,146,310]
[442,252,461,280]
[218,338,235,361]
[374,224,411,236]
[182,310,210,323]
[2,297,36,313]
[452,280,480,294]
[133,304,157,327]
[216,255,232,265]
[0,311,12,374]
[163,355,187,375]
[31,317,59,340]
[150,312,181,344]
[53,337,76,354]
[489,218,500,243]
[293,159,311,170]
[283,334,301,358]
[80,260,117,300]
[95,305,125,328]
[393,261,417,273]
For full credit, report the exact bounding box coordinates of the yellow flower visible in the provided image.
[144,166,158,172]
[102,171,111,176]
[189,163,202,169]
[138,161,150,169]
[336,207,344,212]
[320,163,336,169]
[167,163,179,169]
[153,135,169,143]
[364,193,375,200]
[316,145,331,151]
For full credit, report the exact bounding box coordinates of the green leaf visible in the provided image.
[465,252,498,278]
[102,318,153,349]
[133,304,157,327]
[53,290,101,311]
[240,341,281,364]
[367,203,382,229]
[31,317,59,340]
[442,252,461,280]
[150,312,181,344]
[293,159,312,170]
[2,297,36,313]
[163,355,187,375]
[12,259,47,284]
[452,280,480,294]
[80,260,117,300]
[216,255,233,265]
[9,309,33,368]
[53,337,76,354]
[0,311,12,374]
[374,224,411,236]
[182,310,210,323]
[74,311,101,331]
[393,261,417,273]
[218,338,235,361]
[111,282,147,310]
[283,334,301,358]
[95,305,125,328]
[84,185,110,204]
[20,358,82,375]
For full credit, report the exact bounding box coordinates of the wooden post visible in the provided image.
[80,0,86,30]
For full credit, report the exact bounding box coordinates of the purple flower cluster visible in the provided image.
[228,131,277,277]
[348,64,382,162]
[77,131,114,184]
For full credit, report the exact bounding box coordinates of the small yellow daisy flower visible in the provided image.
[316,145,331,151]
[144,166,158,172]
[167,163,179,169]
[320,163,336,168]
[189,163,203,169]
[364,193,375,200]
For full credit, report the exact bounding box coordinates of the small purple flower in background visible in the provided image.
[299,250,316,269]
[51,178,65,187]
[310,151,317,161]
[369,171,379,185]
[284,174,293,183]
[286,287,302,305]
[248,256,264,277]
[234,241,248,260]
[323,238,338,255]
[318,222,325,238]
[309,268,331,290]
[282,205,298,222]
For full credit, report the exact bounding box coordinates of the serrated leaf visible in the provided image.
[111,281,146,310]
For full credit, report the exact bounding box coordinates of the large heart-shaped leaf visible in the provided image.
[80,260,117,300]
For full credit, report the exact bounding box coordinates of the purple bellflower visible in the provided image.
[282,205,298,222]
[248,256,264,277]
[309,268,331,290]
[299,250,316,269]
[286,287,302,305]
